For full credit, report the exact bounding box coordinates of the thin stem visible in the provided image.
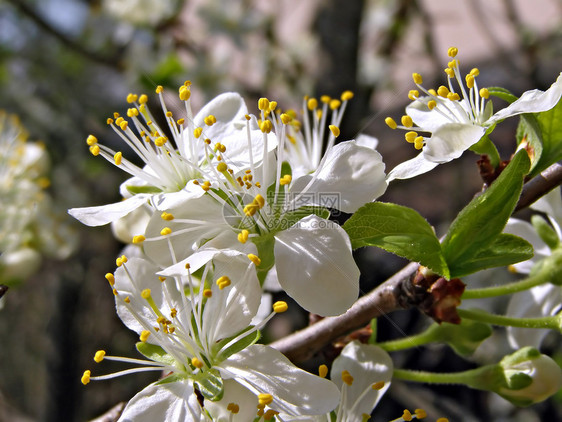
[377,331,435,352]
[458,308,560,330]
[462,273,547,299]
[393,367,489,388]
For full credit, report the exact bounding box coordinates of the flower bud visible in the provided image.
[496,347,562,406]
[428,319,492,357]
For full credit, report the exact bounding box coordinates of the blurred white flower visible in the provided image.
[102,0,180,26]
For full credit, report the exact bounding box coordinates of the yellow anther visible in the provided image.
[269,101,277,111]
[132,235,146,244]
[216,275,231,290]
[318,364,328,378]
[161,212,174,221]
[124,296,130,303]
[141,288,151,299]
[273,301,288,313]
[259,120,273,133]
[116,255,128,267]
[412,73,423,85]
[427,100,437,110]
[227,403,240,414]
[385,117,397,129]
[204,115,217,126]
[106,118,114,125]
[203,289,212,298]
[437,85,450,97]
[127,108,139,118]
[140,330,150,342]
[114,151,123,165]
[254,194,265,208]
[436,418,449,422]
[401,115,413,127]
[414,409,427,419]
[112,288,118,296]
[320,95,331,103]
[139,94,148,104]
[444,67,455,78]
[401,410,413,421]
[329,99,341,110]
[470,67,480,77]
[447,59,457,69]
[414,136,424,150]
[447,92,460,101]
[264,410,278,419]
[185,263,190,270]
[119,120,128,130]
[248,254,261,266]
[105,273,115,286]
[238,229,249,244]
[307,98,318,110]
[155,137,167,147]
[94,350,106,363]
[405,131,418,143]
[204,138,211,145]
[81,370,91,385]
[158,276,166,282]
[179,85,191,101]
[191,357,204,369]
[372,381,385,390]
[126,93,138,103]
[215,143,226,153]
[160,227,172,236]
[114,112,121,119]
[316,109,323,120]
[156,86,163,94]
[245,114,251,121]
[258,393,273,406]
[177,118,185,125]
[86,135,98,146]
[341,370,354,386]
[408,90,419,100]
[279,174,292,186]
[341,90,354,101]
[479,88,490,99]
[201,181,211,192]
[280,113,292,124]
[193,127,203,138]
[447,47,458,57]
[258,97,270,111]
[89,145,100,156]
[428,88,437,96]
[465,74,475,89]
[329,125,340,138]
[216,162,228,172]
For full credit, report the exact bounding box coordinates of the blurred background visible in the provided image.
[0,0,561,421]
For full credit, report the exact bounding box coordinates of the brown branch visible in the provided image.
[89,402,125,422]
[271,163,562,363]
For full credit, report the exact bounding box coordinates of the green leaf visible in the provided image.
[530,98,562,177]
[136,342,176,366]
[532,215,560,250]
[488,86,518,104]
[343,202,449,278]
[441,150,531,278]
[446,233,533,278]
[251,234,276,285]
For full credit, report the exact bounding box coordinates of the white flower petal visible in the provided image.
[114,257,184,334]
[68,194,150,227]
[422,123,486,163]
[331,341,392,420]
[274,215,360,316]
[489,73,562,124]
[193,92,248,141]
[202,254,261,341]
[220,344,340,416]
[291,140,387,213]
[118,381,205,422]
[386,152,439,182]
[406,99,455,132]
[354,134,379,149]
[504,219,551,273]
[507,284,562,349]
[530,187,562,237]
[204,379,259,422]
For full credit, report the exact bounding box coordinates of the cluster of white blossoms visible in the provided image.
[0,111,75,285]
[71,46,562,420]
